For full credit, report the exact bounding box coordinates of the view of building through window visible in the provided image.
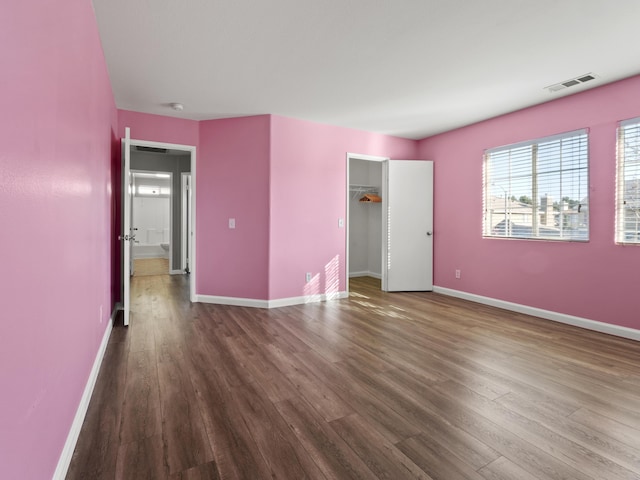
[483,130,589,241]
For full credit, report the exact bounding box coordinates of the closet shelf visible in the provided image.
[349,184,379,194]
[350,184,381,202]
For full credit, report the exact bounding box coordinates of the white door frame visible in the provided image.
[345,152,389,294]
[181,173,192,273]
[123,137,197,303]
[122,128,132,326]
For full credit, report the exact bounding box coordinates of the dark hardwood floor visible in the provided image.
[66,275,640,479]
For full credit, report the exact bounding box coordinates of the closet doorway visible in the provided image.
[347,154,385,291]
[346,153,434,294]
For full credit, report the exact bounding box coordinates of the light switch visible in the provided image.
[229,218,236,229]
[338,218,344,228]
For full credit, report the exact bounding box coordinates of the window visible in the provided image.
[483,129,589,241]
[616,118,640,244]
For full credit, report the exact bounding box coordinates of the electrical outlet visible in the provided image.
[228,218,236,229]
[338,218,344,228]
[455,269,461,279]
[306,272,312,283]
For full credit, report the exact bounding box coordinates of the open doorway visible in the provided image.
[131,170,172,276]
[346,153,387,294]
[129,145,193,274]
[121,137,197,314]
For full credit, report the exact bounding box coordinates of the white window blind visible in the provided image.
[483,129,589,241]
[616,118,640,244]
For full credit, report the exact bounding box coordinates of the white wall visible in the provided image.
[349,159,382,277]
[133,196,170,244]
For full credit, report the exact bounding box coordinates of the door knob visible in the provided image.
[426,231,433,236]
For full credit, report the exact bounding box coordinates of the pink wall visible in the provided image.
[126,112,417,302]
[197,116,271,299]
[118,109,199,146]
[418,75,640,330]
[269,115,418,299]
[0,0,117,478]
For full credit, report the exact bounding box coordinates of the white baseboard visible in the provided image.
[433,286,640,342]
[349,271,382,279]
[53,306,116,480]
[196,291,349,309]
[268,291,349,308]
[197,294,268,308]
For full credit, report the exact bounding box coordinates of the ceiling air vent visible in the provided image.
[577,74,596,82]
[562,79,580,88]
[545,73,598,93]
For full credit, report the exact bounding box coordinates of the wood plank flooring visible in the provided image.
[66,275,640,480]
[133,258,169,277]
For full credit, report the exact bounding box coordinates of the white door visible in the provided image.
[382,160,433,292]
[121,127,133,326]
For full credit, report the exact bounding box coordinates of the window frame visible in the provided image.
[616,117,640,245]
[483,129,590,242]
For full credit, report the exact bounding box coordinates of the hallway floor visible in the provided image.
[133,258,169,277]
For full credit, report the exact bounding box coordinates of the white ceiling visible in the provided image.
[92,0,640,140]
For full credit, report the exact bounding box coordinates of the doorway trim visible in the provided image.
[128,138,197,302]
[181,172,192,274]
[345,152,389,295]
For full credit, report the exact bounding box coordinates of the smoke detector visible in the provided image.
[545,73,598,93]
[169,102,184,111]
